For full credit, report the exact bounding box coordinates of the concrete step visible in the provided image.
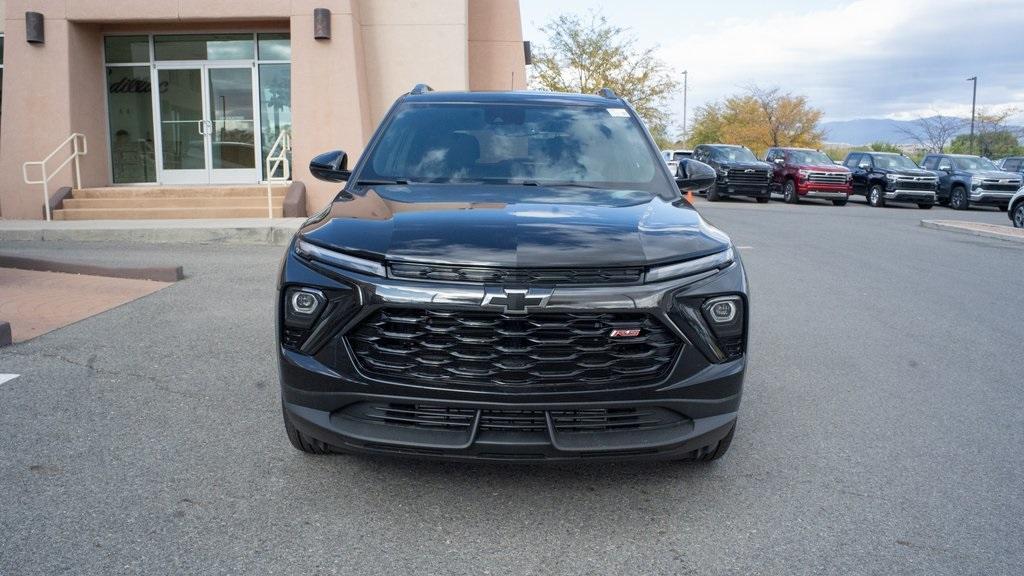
[63,196,285,209]
[73,186,287,199]
[53,207,285,220]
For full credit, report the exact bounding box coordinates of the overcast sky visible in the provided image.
[519,0,1024,128]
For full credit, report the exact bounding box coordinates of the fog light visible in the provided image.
[701,295,744,338]
[291,291,320,315]
[707,299,737,323]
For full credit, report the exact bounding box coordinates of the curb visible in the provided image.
[920,220,1024,244]
[0,254,184,283]
[0,220,302,246]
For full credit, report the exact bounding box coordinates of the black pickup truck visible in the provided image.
[691,144,772,203]
[842,152,937,208]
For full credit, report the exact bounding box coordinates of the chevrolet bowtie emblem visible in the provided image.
[482,287,553,314]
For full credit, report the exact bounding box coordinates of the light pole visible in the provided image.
[682,70,688,141]
[966,76,977,154]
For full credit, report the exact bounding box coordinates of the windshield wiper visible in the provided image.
[516,181,603,189]
[355,179,409,185]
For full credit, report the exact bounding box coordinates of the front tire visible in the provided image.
[918,203,933,209]
[706,183,721,202]
[283,404,339,455]
[949,186,969,210]
[832,199,848,206]
[868,184,885,207]
[1013,202,1024,228]
[783,179,798,204]
[755,196,770,204]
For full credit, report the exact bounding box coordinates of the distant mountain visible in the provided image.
[821,117,986,146]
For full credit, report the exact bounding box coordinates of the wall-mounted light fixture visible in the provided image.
[314,8,331,40]
[26,11,45,44]
[523,41,532,65]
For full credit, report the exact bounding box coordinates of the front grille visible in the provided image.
[346,309,679,389]
[807,172,848,184]
[895,176,937,191]
[979,180,1020,192]
[726,169,769,186]
[359,403,678,433]
[389,263,643,285]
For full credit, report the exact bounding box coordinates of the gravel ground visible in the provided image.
[1,198,1021,575]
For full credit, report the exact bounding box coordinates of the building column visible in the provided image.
[290,0,372,214]
[0,4,109,220]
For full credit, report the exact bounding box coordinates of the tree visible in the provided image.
[686,86,824,156]
[949,131,1022,158]
[530,12,678,146]
[868,141,901,153]
[895,115,965,153]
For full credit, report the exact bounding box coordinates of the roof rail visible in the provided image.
[597,87,618,99]
[410,83,434,95]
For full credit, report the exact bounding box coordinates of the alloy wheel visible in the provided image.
[1014,204,1024,228]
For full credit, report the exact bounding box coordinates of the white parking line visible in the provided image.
[0,374,20,386]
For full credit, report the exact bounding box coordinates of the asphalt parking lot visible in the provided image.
[1,198,1021,575]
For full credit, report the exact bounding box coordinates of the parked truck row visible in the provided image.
[663,145,1023,215]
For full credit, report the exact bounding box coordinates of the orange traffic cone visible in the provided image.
[686,191,693,203]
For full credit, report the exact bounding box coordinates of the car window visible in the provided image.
[786,150,834,165]
[921,157,936,170]
[672,152,690,161]
[873,154,918,170]
[711,147,758,163]
[937,158,952,171]
[844,154,861,168]
[952,156,998,171]
[362,103,661,189]
[1004,158,1021,172]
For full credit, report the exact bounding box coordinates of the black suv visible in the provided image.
[921,154,1022,210]
[843,152,937,208]
[277,86,748,462]
[691,144,772,202]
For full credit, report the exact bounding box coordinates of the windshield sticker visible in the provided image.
[607,108,629,117]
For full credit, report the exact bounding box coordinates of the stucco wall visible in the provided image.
[0,0,524,218]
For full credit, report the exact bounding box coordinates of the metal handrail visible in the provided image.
[22,133,88,221]
[264,130,292,219]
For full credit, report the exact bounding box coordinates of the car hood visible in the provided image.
[794,163,849,172]
[887,168,937,177]
[966,170,1022,180]
[720,162,771,171]
[299,184,732,268]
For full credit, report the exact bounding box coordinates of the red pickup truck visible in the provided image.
[765,147,852,206]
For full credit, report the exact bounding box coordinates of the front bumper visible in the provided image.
[795,182,851,199]
[884,189,936,204]
[278,243,748,461]
[969,188,1014,206]
[716,179,770,198]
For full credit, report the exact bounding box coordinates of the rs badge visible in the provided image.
[609,328,642,338]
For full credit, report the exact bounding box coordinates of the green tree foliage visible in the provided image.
[868,141,902,153]
[530,12,679,146]
[948,131,1022,157]
[686,86,824,157]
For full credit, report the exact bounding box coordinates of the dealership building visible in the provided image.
[0,0,526,220]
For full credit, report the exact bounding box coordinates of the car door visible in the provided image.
[765,149,782,190]
[846,153,867,194]
[935,156,954,198]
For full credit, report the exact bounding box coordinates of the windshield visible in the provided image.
[711,147,758,163]
[787,150,833,166]
[359,102,662,189]
[672,152,691,161]
[952,156,998,171]
[873,154,919,170]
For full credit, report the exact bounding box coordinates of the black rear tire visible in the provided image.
[681,423,735,463]
[918,203,933,209]
[283,404,339,455]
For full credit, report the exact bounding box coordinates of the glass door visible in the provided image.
[154,64,259,184]
[207,66,258,184]
[156,67,208,184]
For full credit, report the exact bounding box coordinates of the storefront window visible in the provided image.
[154,34,254,61]
[258,33,291,61]
[106,65,157,182]
[104,36,150,64]
[259,63,291,177]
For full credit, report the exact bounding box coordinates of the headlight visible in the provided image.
[886,173,899,181]
[798,169,810,178]
[971,176,985,185]
[646,247,734,283]
[295,239,386,277]
[671,293,746,362]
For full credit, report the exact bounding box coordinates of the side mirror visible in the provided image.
[309,150,351,182]
[675,158,717,193]
[858,163,870,170]
[773,158,785,165]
